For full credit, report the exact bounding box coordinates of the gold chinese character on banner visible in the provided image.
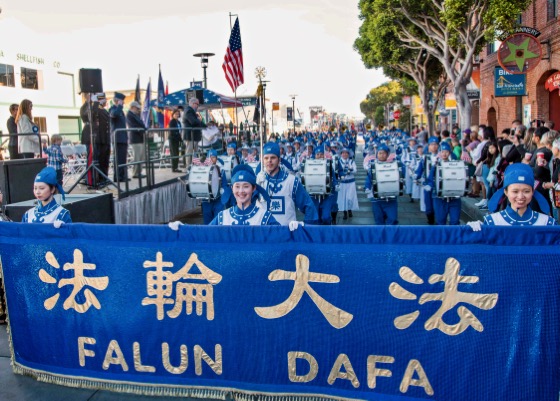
[255,254,353,329]
[389,257,498,336]
[39,249,109,313]
[142,252,222,321]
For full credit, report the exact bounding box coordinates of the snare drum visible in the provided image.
[219,155,239,182]
[435,161,468,198]
[301,159,332,195]
[186,165,221,200]
[371,161,403,199]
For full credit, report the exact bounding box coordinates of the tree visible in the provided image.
[355,2,447,134]
[360,81,403,127]
[356,0,530,130]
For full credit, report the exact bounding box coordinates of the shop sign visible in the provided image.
[494,67,526,97]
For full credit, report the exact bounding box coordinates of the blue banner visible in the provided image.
[1,223,559,400]
[495,67,527,97]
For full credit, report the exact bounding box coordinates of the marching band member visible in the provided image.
[337,148,359,220]
[282,142,300,173]
[425,142,462,225]
[240,145,256,164]
[364,144,398,225]
[299,142,315,164]
[363,143,377,170]
[468,163,556,230]
[293,139,303,160]
[210,165,279,226]
[309,145,339,225]
[401,138,418,200]
[22,167,72,225]
[196,149,226,224]
[411,144,424,202]
[415,137,440,224]
[257,142,318,225]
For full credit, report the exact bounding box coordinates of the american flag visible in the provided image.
[222,17,244,92]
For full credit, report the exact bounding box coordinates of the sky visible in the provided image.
[2,0,387,119]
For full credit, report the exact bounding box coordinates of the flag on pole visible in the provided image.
[163,80,172,128]
[134,75,141,103]
[157,65,165,107]
[222,17,244,92]
[141,79,151,127]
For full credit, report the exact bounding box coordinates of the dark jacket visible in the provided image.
[109,104,127,144]
[7,116,17,148]
[182,106,206,142]
[80,101,98,145]
[126,110,147,144]
[97,106,111,145]
[168,118,183,142]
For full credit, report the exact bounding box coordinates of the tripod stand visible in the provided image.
[68,95,116,193]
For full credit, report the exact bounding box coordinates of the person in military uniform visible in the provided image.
[109,92,128,181]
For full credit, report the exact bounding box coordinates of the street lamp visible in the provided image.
[290,94,297,133]
[193,52,215,89]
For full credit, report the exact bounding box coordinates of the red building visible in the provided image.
[479,0,560,132]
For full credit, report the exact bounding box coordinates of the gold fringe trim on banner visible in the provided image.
[11,362,360,401]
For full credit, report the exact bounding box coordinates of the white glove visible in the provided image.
[53,220,64,229]
[335,185,340,192]
[219,187,225,195]
[168,221,184,231]
[466,221,482,232]
[423,185,432,192]
[288,221,304,231]
[257,171,266,185]
[365,188,372,194]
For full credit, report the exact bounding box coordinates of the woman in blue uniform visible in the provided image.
[210,164,280,226]
[22,166,72,224]
[468,163,556,229]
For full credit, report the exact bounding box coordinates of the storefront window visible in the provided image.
[0,63,15,87]
[21,67,39,90]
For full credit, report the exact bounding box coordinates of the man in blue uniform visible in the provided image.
[257,142,318,225]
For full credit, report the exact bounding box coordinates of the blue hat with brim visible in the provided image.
[440,142,452,152]
[35,167,65,200]
[114,92,125,101]
[227,142,237,149]
[488,163,550,214]
[314,145,325,157]
[222,164,270,207]
[263,142,280,157]
[377,144,389,154]
[208,149,218,157]
[428,137,439,144]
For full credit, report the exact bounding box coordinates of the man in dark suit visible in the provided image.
[182,97,206,167]
[96,93,111,184]
[126,101,147,178]
[7,104,18,160]
[109,92,128,181]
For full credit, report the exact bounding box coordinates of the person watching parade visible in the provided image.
[257,142,318,225]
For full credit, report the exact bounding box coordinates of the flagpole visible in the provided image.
[229,12,239,144]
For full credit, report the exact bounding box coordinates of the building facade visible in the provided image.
[479,0,560,132]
